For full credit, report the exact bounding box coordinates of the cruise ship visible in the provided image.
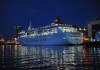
[17,17,83,45]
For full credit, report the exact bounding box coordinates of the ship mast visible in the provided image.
[28,21,32,30]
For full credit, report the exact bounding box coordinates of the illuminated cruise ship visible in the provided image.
[17,17,83,45]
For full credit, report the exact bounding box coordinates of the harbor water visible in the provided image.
[0,45,100,70]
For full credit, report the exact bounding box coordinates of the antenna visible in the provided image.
[28,21,32,30]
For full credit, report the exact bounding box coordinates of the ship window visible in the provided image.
[76,37,81,39]
[70,37,76,39]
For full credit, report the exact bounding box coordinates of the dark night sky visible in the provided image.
[0,0,100,39]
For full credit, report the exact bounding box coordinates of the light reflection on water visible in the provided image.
[0,45,100,70]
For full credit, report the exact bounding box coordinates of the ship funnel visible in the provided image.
[54,17,63,24]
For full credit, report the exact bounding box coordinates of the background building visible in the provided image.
[87,18,100,38]
[0,35,4,42]
[13,25,21,38]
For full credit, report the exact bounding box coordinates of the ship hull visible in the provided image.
[17,32,83,46]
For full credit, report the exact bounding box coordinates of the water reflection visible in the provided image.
[0,45,100,70]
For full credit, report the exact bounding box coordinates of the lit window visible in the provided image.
[97,39,99,41]
[79,28,81,30]
[83,28,86,31]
